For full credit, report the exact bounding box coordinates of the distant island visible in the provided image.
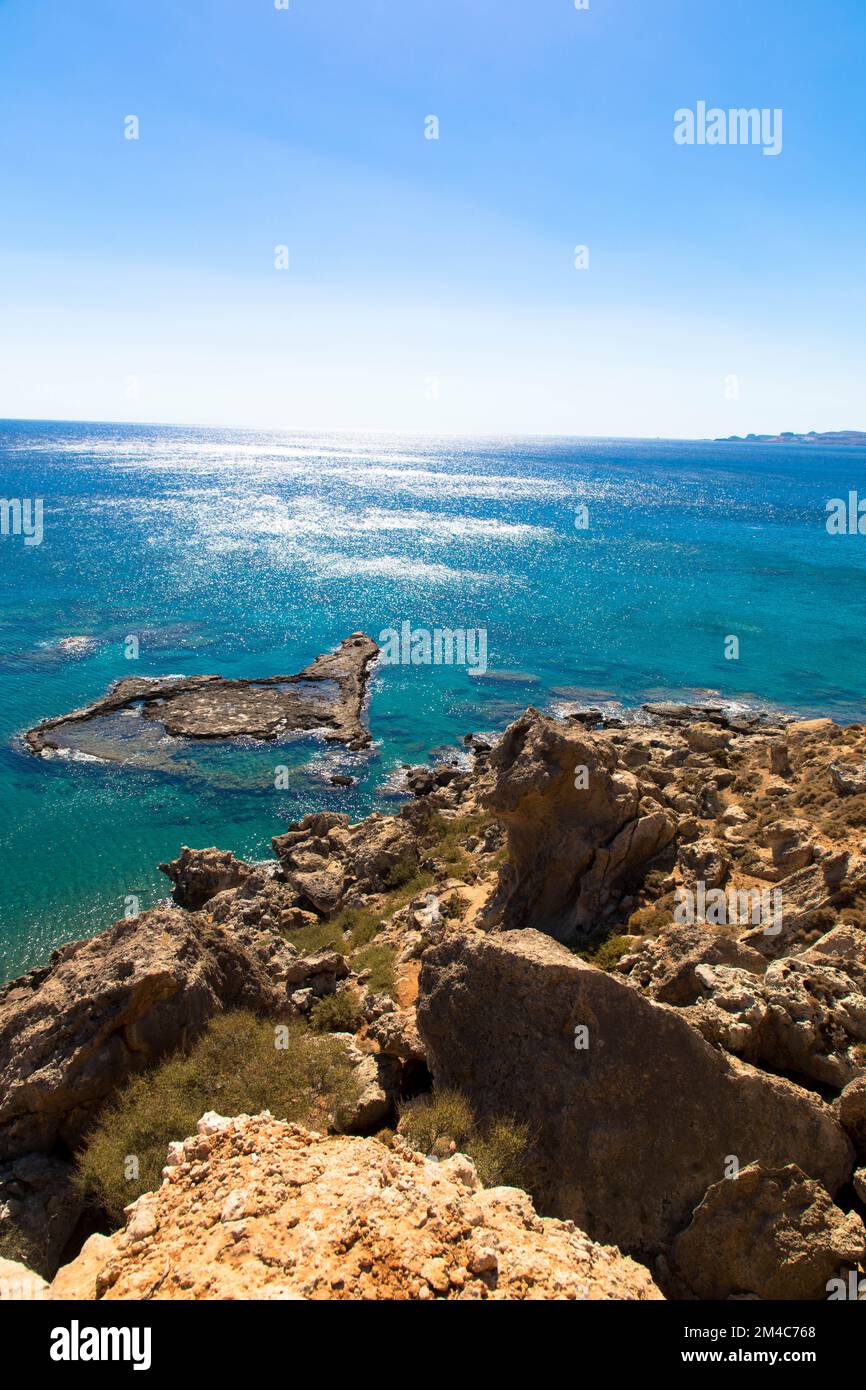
[715,430,866,446]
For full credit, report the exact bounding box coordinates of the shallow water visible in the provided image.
[1,420,865,978]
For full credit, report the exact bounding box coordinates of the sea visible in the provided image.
[1,419,865,979]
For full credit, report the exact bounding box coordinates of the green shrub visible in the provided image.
[398,1090,536,1193]
[77,1011,358,1224]
[469,1117,535,1188]
[351,943,396,995]
[382,854,421,889]
[309,989,362,1033]
[578,934,632,972]
[398,1090,475,1153]
[284,920,347,955]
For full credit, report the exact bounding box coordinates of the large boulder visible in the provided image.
[159,846,253,909]
[50,1114,662,1300]
[482,710,675,941]
[669,1163,866,1300]
[272,811,420,915]
[416,930,854,1254]
[0,906,288,1161]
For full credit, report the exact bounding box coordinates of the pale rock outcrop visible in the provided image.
[829,762,866,797]
[272,811,420,915]
[49,1115,662,1300]
[684,954,866,1090]
[417,929,854,1253]
[0,906,290,1160]
[677,838,731,889]
[0,1256,48,1300]
[669,1163,866,1300]
[366,1005,426,1064]
[742,853,863,957]
[619,925,767,1005]
[159,846,253,909]
[763,820,814,875]
[481,710,675,941]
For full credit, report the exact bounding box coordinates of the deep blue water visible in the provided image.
[1,419,865,979]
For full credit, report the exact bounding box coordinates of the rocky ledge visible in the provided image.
[24,632,378,755]
[49,1114,660,1301]
[4,697,866,1299]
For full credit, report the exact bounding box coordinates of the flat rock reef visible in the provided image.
[23,632,379,759]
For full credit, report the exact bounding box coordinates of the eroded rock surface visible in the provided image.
[0,906,291,1160]
[25,632,378,755]
[50,1114,662,1301]
[481,710,675,940]
[417,929,854,1253]
[669,1163,866,1300]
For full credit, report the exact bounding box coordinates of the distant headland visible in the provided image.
[715,430,866,446]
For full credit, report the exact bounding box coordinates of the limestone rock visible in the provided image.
[0,906,288,1160]
[838,1076,866,1158]
[50,1115,662,1300]
[0,1256,48,1300]
[272,811,420,915]
[829,762,866,797]
[669,1163,866,1300]
[366,1008,426,1064]
[677,838,731,889]
[482,710,674,941]
[159,846,253,909]
[417,929,853,1253]
[686,955,866,1090]
[26,633,379,756]
[619,925,767,1005]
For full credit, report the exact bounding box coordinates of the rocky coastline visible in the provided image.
[4,694,866,1300]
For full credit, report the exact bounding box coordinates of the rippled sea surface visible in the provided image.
[1,419,865,978]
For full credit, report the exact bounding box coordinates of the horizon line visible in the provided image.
[3,415,865,445]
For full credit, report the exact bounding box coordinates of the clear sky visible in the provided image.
[1,0,864,438]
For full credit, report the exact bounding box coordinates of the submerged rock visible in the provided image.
[25,632,379,757]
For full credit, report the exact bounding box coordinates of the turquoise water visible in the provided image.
[1,419,865,979]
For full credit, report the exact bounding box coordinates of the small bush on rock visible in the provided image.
[398,1090,536,1193]
[309,989,363,1033]
[78,1011,358,1224]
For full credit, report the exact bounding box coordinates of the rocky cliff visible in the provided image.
[4,698,866,1299]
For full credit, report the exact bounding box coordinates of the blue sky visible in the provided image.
[1,0,864,436]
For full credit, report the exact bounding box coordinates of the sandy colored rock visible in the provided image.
[159,846,253,909]
[0,906,290,1160]
[50,1114,662,1301]
[670,1163,866,1300]
[273,810,420,914]
[417,929,854,1253]
[481,710,675,941]
[0,1256,48,1300]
